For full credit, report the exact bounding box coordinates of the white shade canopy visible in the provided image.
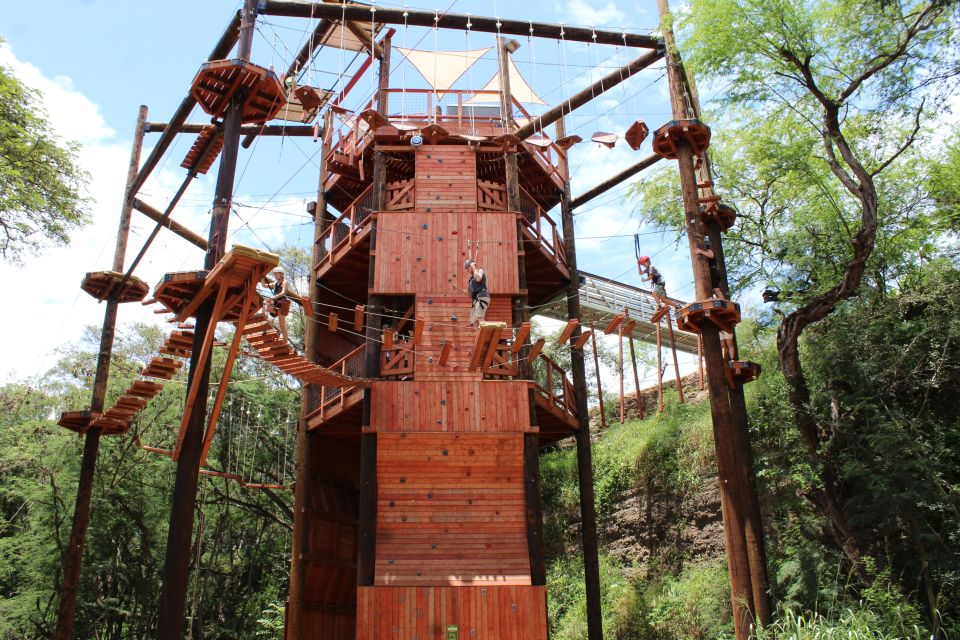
[464,57,546,105]
[395,47,492,96]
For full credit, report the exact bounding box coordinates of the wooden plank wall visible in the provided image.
[370,381,531,433]
[355,586,548,640]
[414,294,511,381]
[374,433,530,587]
[373,211,519,296]
[302,437,361,639]
[415,146,477,211]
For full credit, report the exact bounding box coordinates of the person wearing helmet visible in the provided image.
[263,267,292,343]
[637,255,672,308]
[463,258,489,328]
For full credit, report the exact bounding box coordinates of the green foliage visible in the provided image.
[754,603,929,640]
[547,554,645,640]
[0,47,89,263]
[0,323,298,638]
[647,558,733,640]
[927,130,960,234]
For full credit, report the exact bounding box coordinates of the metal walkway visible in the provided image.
[535,271,700,354]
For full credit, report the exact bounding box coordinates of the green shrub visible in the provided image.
[647,558,733,640]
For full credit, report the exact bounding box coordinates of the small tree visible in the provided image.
[0,46,88,262]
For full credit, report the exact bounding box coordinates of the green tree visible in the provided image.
[632,0,959,583]
[0,44,88,262]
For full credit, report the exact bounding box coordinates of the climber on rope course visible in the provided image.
[636,255,674,309]
[463,258,489,328]
[262,267,292,344]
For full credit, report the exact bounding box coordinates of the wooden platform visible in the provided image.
[190,59,286,123]
[80,271,149,303]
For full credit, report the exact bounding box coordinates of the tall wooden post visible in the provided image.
[557,118,604,640]
[658,0,761,635]
[618,322,625,423]
[288,108,335,640]
[666,316,684,402]
[655,320,664,412]
[156,3,256,638]
[628,334,644,419]
[52,105,148,640]
[590,325,607,428]
[358,38,395,589]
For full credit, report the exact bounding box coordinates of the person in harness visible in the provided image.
[464,258,490,328]
[637,255,674,308]
[263,267,292,343]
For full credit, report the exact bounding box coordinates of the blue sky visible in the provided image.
[1,0,703,382]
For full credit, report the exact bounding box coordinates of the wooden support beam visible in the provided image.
[590,326,607,429]
[619,323,625,424]
[53,105,148,640]
[146,122,318,136]
[557,115,604,640]
[656,318,664,413]
[513,50,663,141]
[666,315,684,403]
[570,154,662,210]
[132,198,208,250]
[262,2,664,49]
[557,318,579,345]
[200,279,260,466]
[629,333,644,419]
[157,5,256,637]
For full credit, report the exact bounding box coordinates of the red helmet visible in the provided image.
[637,255,650,265]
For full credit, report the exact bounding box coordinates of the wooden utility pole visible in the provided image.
[288,108,335,639]
[557,117,604,640]
[618,322,625,424]
[590,325,607,428]
[657,0,768,635]
[52,105,148,640]
[628,334,644,419]
[156,3,257,638]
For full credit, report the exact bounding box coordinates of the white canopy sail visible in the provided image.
[464,57,546,105]
[394,47,492,95]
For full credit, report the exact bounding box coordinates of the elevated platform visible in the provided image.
[80,271,149,303]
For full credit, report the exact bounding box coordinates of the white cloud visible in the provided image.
[0,44,210,382]
[560,0,626,27]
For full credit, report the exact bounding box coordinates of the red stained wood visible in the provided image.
[356,586,547,640]
[373,212,519,295]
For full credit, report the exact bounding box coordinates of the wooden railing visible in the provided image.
[380,332,415,378]
[314,185,376,273]
[477,180,507,211]
[305,344,366,421]
[385,179,415,211]
[518,187,568,271]
[533,353,577,418]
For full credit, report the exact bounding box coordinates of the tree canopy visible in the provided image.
[0,47,88,263]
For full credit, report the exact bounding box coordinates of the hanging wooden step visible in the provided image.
[190,59,287,123]
[555,134,582,151]
[603,314,624,335]
[624,120,650,150]
[421,123,449,144]
[160,330,195,358]
[141,356,184,380]
[80,271,149,303]
[729,360,761,384]
[652,119,712,159]
[57,410,99,434]
[181,126,224,175]
[468,322,506,371]
[357,108,389,131]
[272,85,333,123]
[126,379,165,399]
[240,314,370,387]
[590,132,618,149]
